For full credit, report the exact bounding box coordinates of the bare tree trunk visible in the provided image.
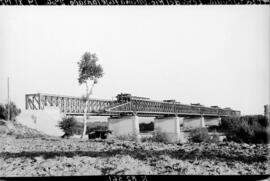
[81,101,88,139]
[81,81,95,139]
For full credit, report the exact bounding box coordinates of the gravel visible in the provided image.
[0,122,269,176]
[0,135,269,176]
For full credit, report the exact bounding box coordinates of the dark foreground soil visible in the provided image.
[0,134,269,176]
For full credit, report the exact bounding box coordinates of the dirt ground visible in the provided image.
[0,133,269,176]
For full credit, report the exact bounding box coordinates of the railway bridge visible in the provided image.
[25,93,240,142]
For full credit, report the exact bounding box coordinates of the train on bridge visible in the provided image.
[25,93,241,117]
[112,93,241,117]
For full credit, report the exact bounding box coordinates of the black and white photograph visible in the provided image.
[0,3,269,177]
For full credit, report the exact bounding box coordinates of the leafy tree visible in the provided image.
[0,102,21,121]
[0,104,6,120]
[77,52,103,138]
[58,116,77,138]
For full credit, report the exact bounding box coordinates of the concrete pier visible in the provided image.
[108,115,140,139]
[204,117,221,127]
[154,116,184,143]
[183,116,205,129]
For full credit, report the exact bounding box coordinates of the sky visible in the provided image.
[0,6,269,115]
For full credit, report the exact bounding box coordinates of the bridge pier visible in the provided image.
[183,116,205,129]
[107,115,140,140]
[154,116,185,143]
[204,117,221,127]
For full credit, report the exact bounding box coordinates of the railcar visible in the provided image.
[116,93,240,116]
[217,108,240,116]
[116,93,149,103]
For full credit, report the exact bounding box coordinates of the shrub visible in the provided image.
[58,116,77,137]
[115,133,138,141]
[141,128,171,143]
[219,115,269,144]
[140,136,151,143]
[189,128,210,143]
[152,130,171,143]
[0,102,21,121]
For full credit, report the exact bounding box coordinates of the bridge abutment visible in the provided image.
[154,116,185,143]
[17,107,64,136]
[107,115,140,140]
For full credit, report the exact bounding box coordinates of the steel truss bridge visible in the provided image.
[25,93,241,117]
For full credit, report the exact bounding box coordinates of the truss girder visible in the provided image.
[25,94,115,114]
[106,99,239,117]
[26,93,240,117]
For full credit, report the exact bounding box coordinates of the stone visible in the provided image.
[0,126,268,176]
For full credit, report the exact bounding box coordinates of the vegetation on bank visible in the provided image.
[219,115,269,144]
[139,117,268,144]
[58,117,109,138]
[141,129,171,143]
[58,115,269,144]
[190,128,211,143]
[197,115,269,144]
[58,118,157,138]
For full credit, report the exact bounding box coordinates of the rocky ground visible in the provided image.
[0,122,269,176]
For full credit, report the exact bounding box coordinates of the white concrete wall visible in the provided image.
[108,116,140,137]
[154,117,183,143]
[183,116,205,129]
[17,107,64,136]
